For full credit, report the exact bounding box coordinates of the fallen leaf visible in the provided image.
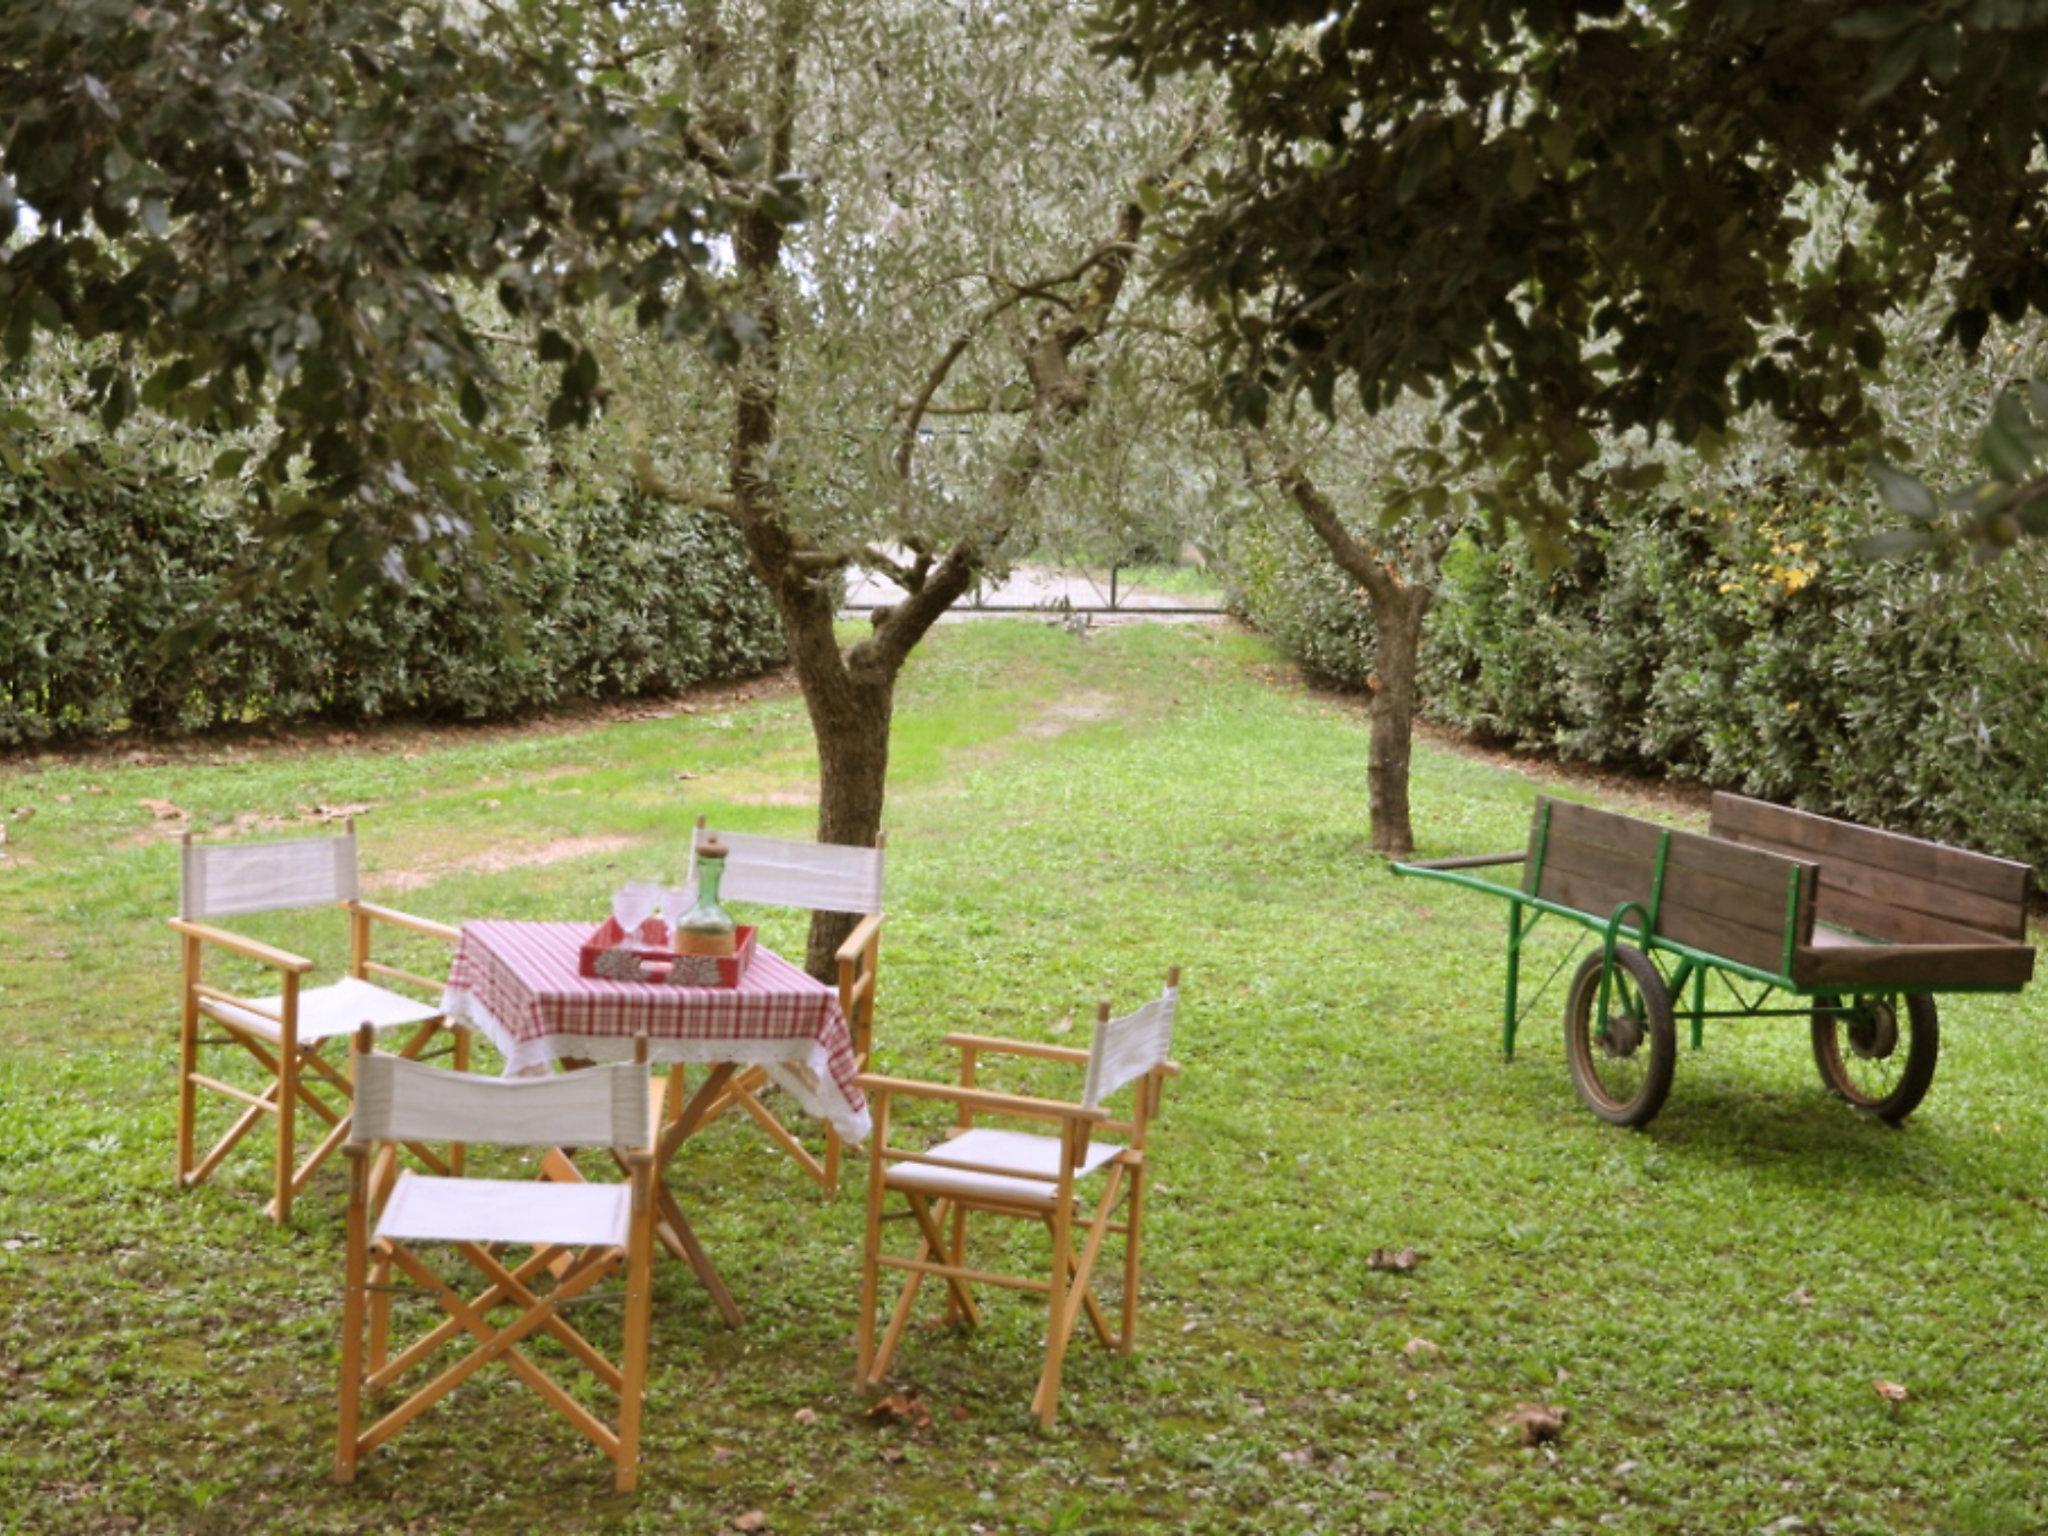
[1402,1337,1440,1360]
[1368,1247,1426,1273]
[53,794,71,805]
[1786,1286,1814,1307]
[866,1392,934,1432]
[949,1404,970,1422]
[138,799,186,821]
[9,806,33,824]
[793,1407,818,1426]
[673,770,700,781]
[1874,1379,1909,1405]
[1501,1402,1567,1446]
[710,1444,736,1463]
[879,1445,906,1464]
[733,1512,768,1533]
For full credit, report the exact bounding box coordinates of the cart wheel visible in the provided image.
[1564,946,1676,1128]
[1811,992,1938,1124]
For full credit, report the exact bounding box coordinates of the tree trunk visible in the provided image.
[1367,588,1429,859]
[798,632,894,980]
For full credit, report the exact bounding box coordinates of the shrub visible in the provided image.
[1222,486,2048,867]
[0,451,784,746]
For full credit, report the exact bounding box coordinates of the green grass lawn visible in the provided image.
[3,620,2045,1535]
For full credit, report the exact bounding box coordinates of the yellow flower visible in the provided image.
[1787,700,1802,711]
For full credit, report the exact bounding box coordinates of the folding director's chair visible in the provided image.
[335,1027,658,1492]
[169,823,464,1223]
[856,967,1181,1428]
[672,814,884,1193]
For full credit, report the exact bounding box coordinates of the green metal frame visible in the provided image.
[1393,826,2021,1060]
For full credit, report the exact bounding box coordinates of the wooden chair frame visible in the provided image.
[683,814,884,1196]
[336,1029,657,1492]
[855,969,1180,1428]
[171,825,465,1223]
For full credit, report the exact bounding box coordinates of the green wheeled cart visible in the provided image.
[1392,793,2036,1128]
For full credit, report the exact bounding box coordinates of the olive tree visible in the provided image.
[587,0,1204,969]
[1095,2,2048,541]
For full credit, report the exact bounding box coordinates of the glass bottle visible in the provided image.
[675,836,737,956]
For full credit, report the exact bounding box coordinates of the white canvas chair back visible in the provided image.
[1083,984,1179,1110]
[180,830,360,919]
[354,1055,647,1150]
[684,826,884,915]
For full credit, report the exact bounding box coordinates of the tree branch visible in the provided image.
[631,445,738,517]
[894,241,1131,480]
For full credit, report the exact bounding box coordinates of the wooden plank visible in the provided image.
[1712,793,2031,938]
[1720,831,2023,950]
[1534,796,1814,975]
[1794,936,2036,989]
[1801,882,2000,948]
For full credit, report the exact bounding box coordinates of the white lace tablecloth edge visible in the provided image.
[441,985,870,1143]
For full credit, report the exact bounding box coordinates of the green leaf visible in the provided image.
[1852,526,1936,560]
[1832,8,1920,41]
[1868,460,1937,521]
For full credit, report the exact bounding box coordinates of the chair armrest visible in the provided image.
[168,918,315,975]
[835,912,884,969]
[941,1032,1091,1066]
[347,901,461,944]
[854,1073,1107,1123]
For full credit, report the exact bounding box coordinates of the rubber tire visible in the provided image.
[1564,946,1676,1129]
[1811,993,1939,1125]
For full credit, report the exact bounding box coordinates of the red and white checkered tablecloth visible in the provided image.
[441,920,868,1141]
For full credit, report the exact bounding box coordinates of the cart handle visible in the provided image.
[1398,852,1527,872]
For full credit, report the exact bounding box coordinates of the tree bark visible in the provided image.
[1366,585,1430,859]
[1261,451,1443,860]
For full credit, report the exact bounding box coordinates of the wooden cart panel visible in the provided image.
[1712,793,2031,944]
[1798,925,2036,989]
[1529,798,1816,977]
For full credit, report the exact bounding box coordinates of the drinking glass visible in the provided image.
[612,880,659,946]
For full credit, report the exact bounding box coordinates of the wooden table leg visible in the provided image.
[656,1185,742,1327]
[542,1061,748,1326]
[647,1063,744,1325]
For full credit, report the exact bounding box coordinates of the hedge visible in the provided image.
[0,454,785,746]
[1222,491,2048,870]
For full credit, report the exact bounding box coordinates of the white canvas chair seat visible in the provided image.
[887,1128,1122,1210]
[375,1170,632,1249]
[201,976,444,1044]
[679,815,887,1195]
[338,1036,657,1493]
[857,969,1182,1430]
[173,823,466,1224]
